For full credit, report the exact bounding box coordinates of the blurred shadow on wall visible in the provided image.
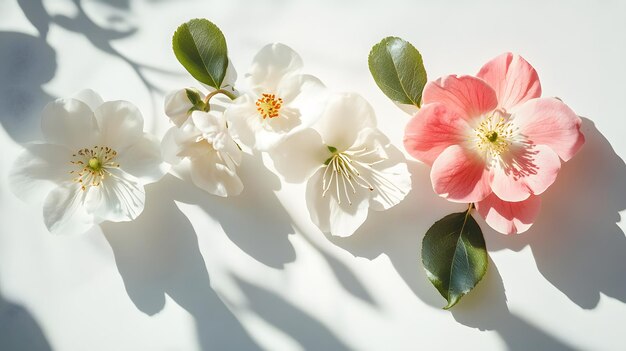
[486,118,626,309]
[0,289,52,351]
[234,277,352,351]
[0,28,56,142]
[102,178,263,350]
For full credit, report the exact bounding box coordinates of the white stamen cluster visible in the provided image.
[321,146,398,205]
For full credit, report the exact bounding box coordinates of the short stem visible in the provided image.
[203,89,237,111]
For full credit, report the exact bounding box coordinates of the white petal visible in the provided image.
[43,183,96,235]
[85,168,146,222]
[224,94,263,149]
[115,133,167,184]
[9,143,72,203]
[189,150,243,197]
[368,161,412,211]
[248,43,303,93]
[268,128,328,183]
[277,73,326,107]
[349,129,412,211]
[94,100,144,150]
[164,88,203,127]
[191,110,226,143]
[315,93,377,152]
[305,165,370,237]
[161,127,183,165]
[41,98,99,149]
[72,89,104,111]
[221,134,243,166]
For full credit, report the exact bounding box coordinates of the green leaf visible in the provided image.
[173,19,228,89]
[422,209,488,309]
[368,36,427,107]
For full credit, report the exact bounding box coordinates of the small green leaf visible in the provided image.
[368,36,427,107]
[185,88,206,112]
[173,19,228,89]
[422,209,488,309]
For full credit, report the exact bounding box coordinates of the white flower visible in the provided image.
[224,43,327,151]
[9,90,167,235]
[270,93,412,237]
[161,110,243,197]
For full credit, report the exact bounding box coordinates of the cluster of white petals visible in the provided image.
[10,90,166,235]
[11,44,412,237]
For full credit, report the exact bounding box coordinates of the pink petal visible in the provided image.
[475,193,542,234]
[422,75,498,122]
[513,98,585,161]
[403,103,471,165]
[430,145,492,203]
[490,144,561,202]
[477,53,542,111]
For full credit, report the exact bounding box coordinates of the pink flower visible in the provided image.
[404,53,585,234]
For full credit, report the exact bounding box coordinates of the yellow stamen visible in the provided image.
[255,93,283,119]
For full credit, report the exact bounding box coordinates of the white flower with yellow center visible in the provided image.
[270,93,412,237]
[161,110,243,197]
[224,43,327,151]
[10,90,167,235]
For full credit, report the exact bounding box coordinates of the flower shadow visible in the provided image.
[101,179,263,350]
[233,276,352,351]
[485,117,626,309]
[171,151,297,269]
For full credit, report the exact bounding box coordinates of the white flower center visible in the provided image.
[321,146,399,205]
[255,93,283,119]
[70,146,119,191]
[473,109,519,158]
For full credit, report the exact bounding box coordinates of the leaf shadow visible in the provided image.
[101,180,262,350]
[486,117,626,309]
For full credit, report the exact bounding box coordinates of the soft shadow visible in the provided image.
[234,276,352,351]
[451,260,577,351]
[487,118,626,309]
[0,31,56,143]
[329,160,461,308]
[295,223,378,307]
[102,180,261,350]
[171,152,297,269]
[0,288,52,351]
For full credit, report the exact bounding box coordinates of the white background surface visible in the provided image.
[1,0,625,350]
